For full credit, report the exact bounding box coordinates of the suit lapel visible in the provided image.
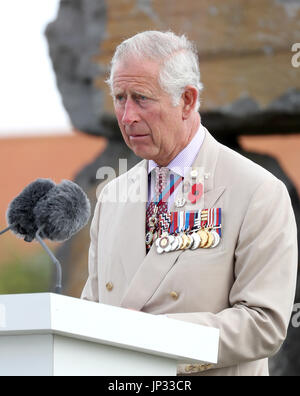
[120,127,225,311]
[171,126,226,211]
[117,161,148,284]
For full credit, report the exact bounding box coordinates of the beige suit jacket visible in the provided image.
[81,127,298,376]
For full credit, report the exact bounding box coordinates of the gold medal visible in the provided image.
[198,229,209,248]
[180,233,189,250]
[203,231,214,248]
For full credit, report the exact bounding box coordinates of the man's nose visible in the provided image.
[122,99,140,126]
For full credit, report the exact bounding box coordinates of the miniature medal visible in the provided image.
[170,236,179,251]
[156,234,169,254]
[186,234,194,249]
[180,233,189,250]
[203,231,214,249]
[198,229,209,248]
[211,230,221,248]
[191,232,201,250]
[164,235,175,253]
[145,231,154,246]
[175,235,183,250]
[156,233,175,254]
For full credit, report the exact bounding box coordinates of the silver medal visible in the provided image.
[211,230,220,248]
[191,232,201,250]
[175,235,183,250]
[170,236,179,251]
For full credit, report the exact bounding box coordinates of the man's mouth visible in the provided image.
[129,134,150,140]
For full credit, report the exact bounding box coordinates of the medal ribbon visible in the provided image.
[170,211,178,234]
[201,209,208,228]
[207,208,222,236]
[178,211,184,233]
[189,212,195,231]
[169,208,222,237]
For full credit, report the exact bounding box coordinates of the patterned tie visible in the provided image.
[145,167,169,251]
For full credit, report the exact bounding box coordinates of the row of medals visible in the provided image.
[146,209,221,254]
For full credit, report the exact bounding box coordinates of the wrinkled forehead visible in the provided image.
[112,54,162,81]
[111,56,162,92]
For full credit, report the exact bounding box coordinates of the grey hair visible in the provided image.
[106,31,203,111]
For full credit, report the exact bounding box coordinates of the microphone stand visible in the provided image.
[1,224,62,294]
[35,227,62,294]
[0,225,13,235]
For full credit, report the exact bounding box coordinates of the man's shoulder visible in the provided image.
[217,140,281,187]
[113,158,146,185]
[98,158,147,198]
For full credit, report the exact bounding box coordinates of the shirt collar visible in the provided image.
[148,123,205,177]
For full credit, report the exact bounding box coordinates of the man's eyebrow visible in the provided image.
[113,89,155,98]
[133,91,151,97]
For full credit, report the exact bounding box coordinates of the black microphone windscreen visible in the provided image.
[33,180,91,242]
[6,179,56,242]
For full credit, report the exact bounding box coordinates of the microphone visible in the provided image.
[33,179,91,242]
[1,179,91,293]
[4,178,56,242]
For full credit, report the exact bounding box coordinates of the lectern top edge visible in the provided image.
[0,293,219,365]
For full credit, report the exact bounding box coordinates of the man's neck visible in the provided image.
[155,113,201,167]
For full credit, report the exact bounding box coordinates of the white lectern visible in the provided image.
[0,293,219,376]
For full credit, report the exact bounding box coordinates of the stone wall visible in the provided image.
[46,0,300,138]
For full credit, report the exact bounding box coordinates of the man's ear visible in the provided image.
[182,86,198,119]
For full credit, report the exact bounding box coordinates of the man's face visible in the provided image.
[112,57,185,165]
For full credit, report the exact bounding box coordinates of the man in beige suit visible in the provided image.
[81,31,298,376]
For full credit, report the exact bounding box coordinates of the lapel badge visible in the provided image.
[190,169,198,179]
[175,197,186,208]
[187,166,205,206]
[188,183,203,204]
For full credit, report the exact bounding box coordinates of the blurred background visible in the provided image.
[0,0,299,375]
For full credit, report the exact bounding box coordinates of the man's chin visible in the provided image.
[131,146,156,160]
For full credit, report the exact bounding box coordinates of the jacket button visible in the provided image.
[170,291,179,300]
[106,282,113,291]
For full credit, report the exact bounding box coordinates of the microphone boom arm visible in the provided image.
[35,227,62,294]
[0,225,13,236]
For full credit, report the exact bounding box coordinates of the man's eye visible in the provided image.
[115,95,125,102]
[136,95,148,102]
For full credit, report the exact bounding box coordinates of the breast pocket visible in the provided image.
[158,247,233,313]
